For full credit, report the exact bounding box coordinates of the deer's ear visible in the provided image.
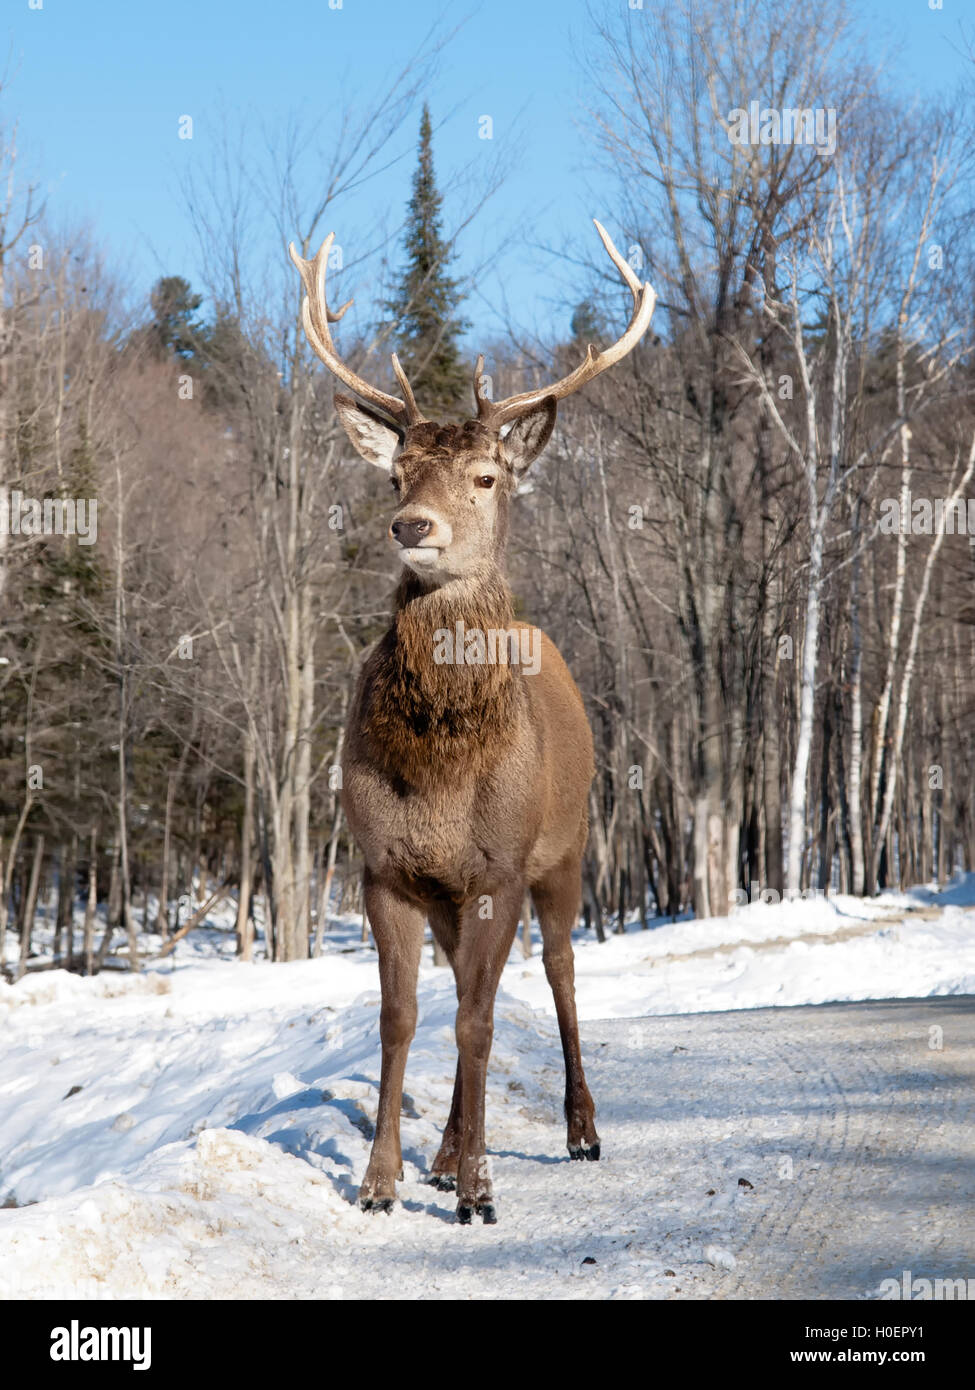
[501,396,557,477]
[334,393,403,470]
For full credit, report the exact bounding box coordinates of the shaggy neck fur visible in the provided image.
[361,568,520,784]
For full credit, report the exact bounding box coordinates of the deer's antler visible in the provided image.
[289,233,425,428]
[474,220,656,427]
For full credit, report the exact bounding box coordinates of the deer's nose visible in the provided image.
[390,517,433,548]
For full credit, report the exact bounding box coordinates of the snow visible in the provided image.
[1,874,973,1299]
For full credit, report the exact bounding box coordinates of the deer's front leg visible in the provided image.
[358,870,424,1213]
[453,882,522,1224]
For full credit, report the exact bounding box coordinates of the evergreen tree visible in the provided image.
[386,105,468,420]
[570,299,606,345]
[147,276,207,360]
[198,305,250,412]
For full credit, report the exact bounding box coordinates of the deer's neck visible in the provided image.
[361,570,519,782]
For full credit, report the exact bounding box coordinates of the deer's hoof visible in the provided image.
[568,1141,601,1162]
[427,1173,456,1192]
[359,1195,394,1214]
[456,1200,496,1225]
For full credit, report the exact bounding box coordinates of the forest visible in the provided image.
[2,0,974,974]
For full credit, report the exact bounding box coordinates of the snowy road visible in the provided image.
[575,997,975,1299]
[4,885,975,1299]
[3,976,973,1298]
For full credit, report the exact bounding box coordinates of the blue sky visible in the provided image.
[2,0,970,344]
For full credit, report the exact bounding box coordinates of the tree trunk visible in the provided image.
[157,770,176,939]
[787,524,825,896]
[235,721,256,960]
[315,803,343,958]
[83,827,97,976]
[16,834,44,981]
[847,502,866,895]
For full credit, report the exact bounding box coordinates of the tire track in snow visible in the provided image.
[2,992,973,1299]
[646,998,974,1299]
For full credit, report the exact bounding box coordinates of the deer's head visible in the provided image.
[289,223,656,588]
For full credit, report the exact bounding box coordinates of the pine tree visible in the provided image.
[147,276,206,360]
[386,105,468,420]
[570,299,606,345]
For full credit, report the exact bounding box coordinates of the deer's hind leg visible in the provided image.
[428,1056,463,1192]
[427,899,463,1193]
[531,849,600,1161]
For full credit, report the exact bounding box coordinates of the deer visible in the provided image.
[289,221,656,1224]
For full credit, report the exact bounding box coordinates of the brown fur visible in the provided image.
[339,406,600,1223]
[357,571,515,780]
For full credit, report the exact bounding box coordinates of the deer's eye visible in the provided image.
[476,475,496,489]
[390,476,401,492]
